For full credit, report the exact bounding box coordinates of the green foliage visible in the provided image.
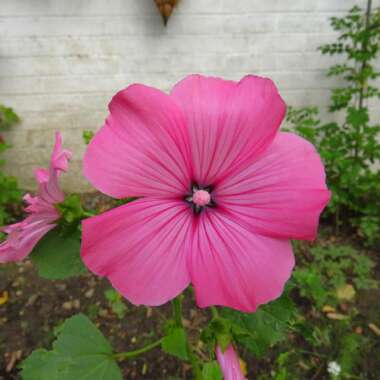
[286,4,380,245]
[271,352,293,380]
[293,269,327,308]
[0,105,20,130]
[31,228,86,280]
[202,361,223,380]
[0,169,21,227]
[82,130,94,145]
[221,291,296,358]
[338,333,363,375]
[251,242,377,380]
[104,289,127,319]
[161,327,189,361]
[21,314,122,380]
[201,316,232,353]
[57,194,86,225]
[294,243,377,308]
[0,104,21,227]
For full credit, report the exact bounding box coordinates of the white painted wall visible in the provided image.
[1,0,379,191]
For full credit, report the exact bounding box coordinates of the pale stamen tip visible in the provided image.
[192,189,211,207]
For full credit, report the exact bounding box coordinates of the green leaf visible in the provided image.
[346,107,369,128]
[161,327,189,361]
[202,361,223,380]
[82,130,94,145]
[293,269,328,308]
[0,104,20,130]
[221,292,296,357]
[57,194,85,224]
[201,317,232,352]
[338,333,362,374]
[105,289,127,319]
[31,228,86,280]
[21,314,122,380]
[105,289,120,303]
[211,317,232,351]
[20,350,62,380]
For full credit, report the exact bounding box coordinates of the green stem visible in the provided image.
[172,296,183,327]
[354,0,372,160]
[358,0,372,110]
[172,296,203,380]
[187,344,203,380]
[115,338,163,361]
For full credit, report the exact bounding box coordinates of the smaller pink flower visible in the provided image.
[0,132,71,263]
[216,345,248,380]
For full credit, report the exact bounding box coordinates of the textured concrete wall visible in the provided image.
[1,0,379,191]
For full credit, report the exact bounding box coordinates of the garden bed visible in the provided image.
[1,194,379,380]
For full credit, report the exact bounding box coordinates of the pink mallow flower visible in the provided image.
[0,132,71,263]
[216,345,247,380]
[81,75,330,312]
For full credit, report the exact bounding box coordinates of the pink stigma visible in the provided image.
[192,189,211,207]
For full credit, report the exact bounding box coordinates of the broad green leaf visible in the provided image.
[221,292,296,357]
[202,361,223,380]
[162,327,189,361]
[31,229,86,279]
[20,350,63,380]
[21,314,122,380]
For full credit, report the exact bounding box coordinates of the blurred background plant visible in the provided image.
[251,239,378,380]
[0,104,21,231]
[286,1,380,247]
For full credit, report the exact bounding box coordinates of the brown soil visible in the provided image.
[0,261,206,379]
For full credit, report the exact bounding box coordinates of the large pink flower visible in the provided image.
[81,75,330,312]
[216,345,247,380]
[0,132,71,263]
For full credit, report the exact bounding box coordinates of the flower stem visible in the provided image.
[114,338,163,361]
[172,296,183,327]
[172,296,203,380]
[187,343,203,380]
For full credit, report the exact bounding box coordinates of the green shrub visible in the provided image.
[0,104,21,228]
[293,242,378,309]
[286,4,380,246]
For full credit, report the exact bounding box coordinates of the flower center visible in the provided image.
[184,184,215,214]
[192,189,211,207]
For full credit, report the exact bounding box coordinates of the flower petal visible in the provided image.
[84,84,192,198]
[216,345,247,380]
[81,198,192,306]
[0,220,56,263]
[216,132,330,240]
[170,74,286,186]
[188,209,294,312]
[35,132,71,204]
[51,131,72,172]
